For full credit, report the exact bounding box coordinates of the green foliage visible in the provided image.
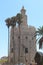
[16,13,22,25]
[36,26,43,49]
[5,18,11,27]
[0,59,8,63]
[36,26,43,36]
[34,52,43,65]
[41,56,43,65]
[11,16,16,26]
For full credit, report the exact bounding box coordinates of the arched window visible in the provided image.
[25,36,28,39]
[11,48,13,53]
[25,48,28,53]
[18,36,20,39]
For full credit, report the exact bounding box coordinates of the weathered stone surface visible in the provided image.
[9,7,36,65]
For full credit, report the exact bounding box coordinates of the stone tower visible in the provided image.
[9,7,36,65]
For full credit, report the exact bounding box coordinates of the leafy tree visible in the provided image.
[16,13,22,25]
[16,13,23,64]
[36,26,43,36]
[36,26,43,49]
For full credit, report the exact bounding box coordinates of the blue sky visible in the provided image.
[0,0,43,58]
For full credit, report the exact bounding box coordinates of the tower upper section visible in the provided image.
[21,6,26,16]
[20,6,27,26]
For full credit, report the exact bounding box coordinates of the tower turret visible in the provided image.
[21,6,26,16]
[20,6,27,26]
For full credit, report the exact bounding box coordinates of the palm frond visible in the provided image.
[5,18,11,27]
[16,13,23,25]
[36,26,43,36]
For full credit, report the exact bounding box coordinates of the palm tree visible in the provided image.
[36,26,43,36]
[5,18,11,63]
[5,14,22,64]
[10,16,16,64]
[11,16,16,26]
[16,13,22,64]
[36,26,43,49]
[5,16,16,64]
[16,13,22,25]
